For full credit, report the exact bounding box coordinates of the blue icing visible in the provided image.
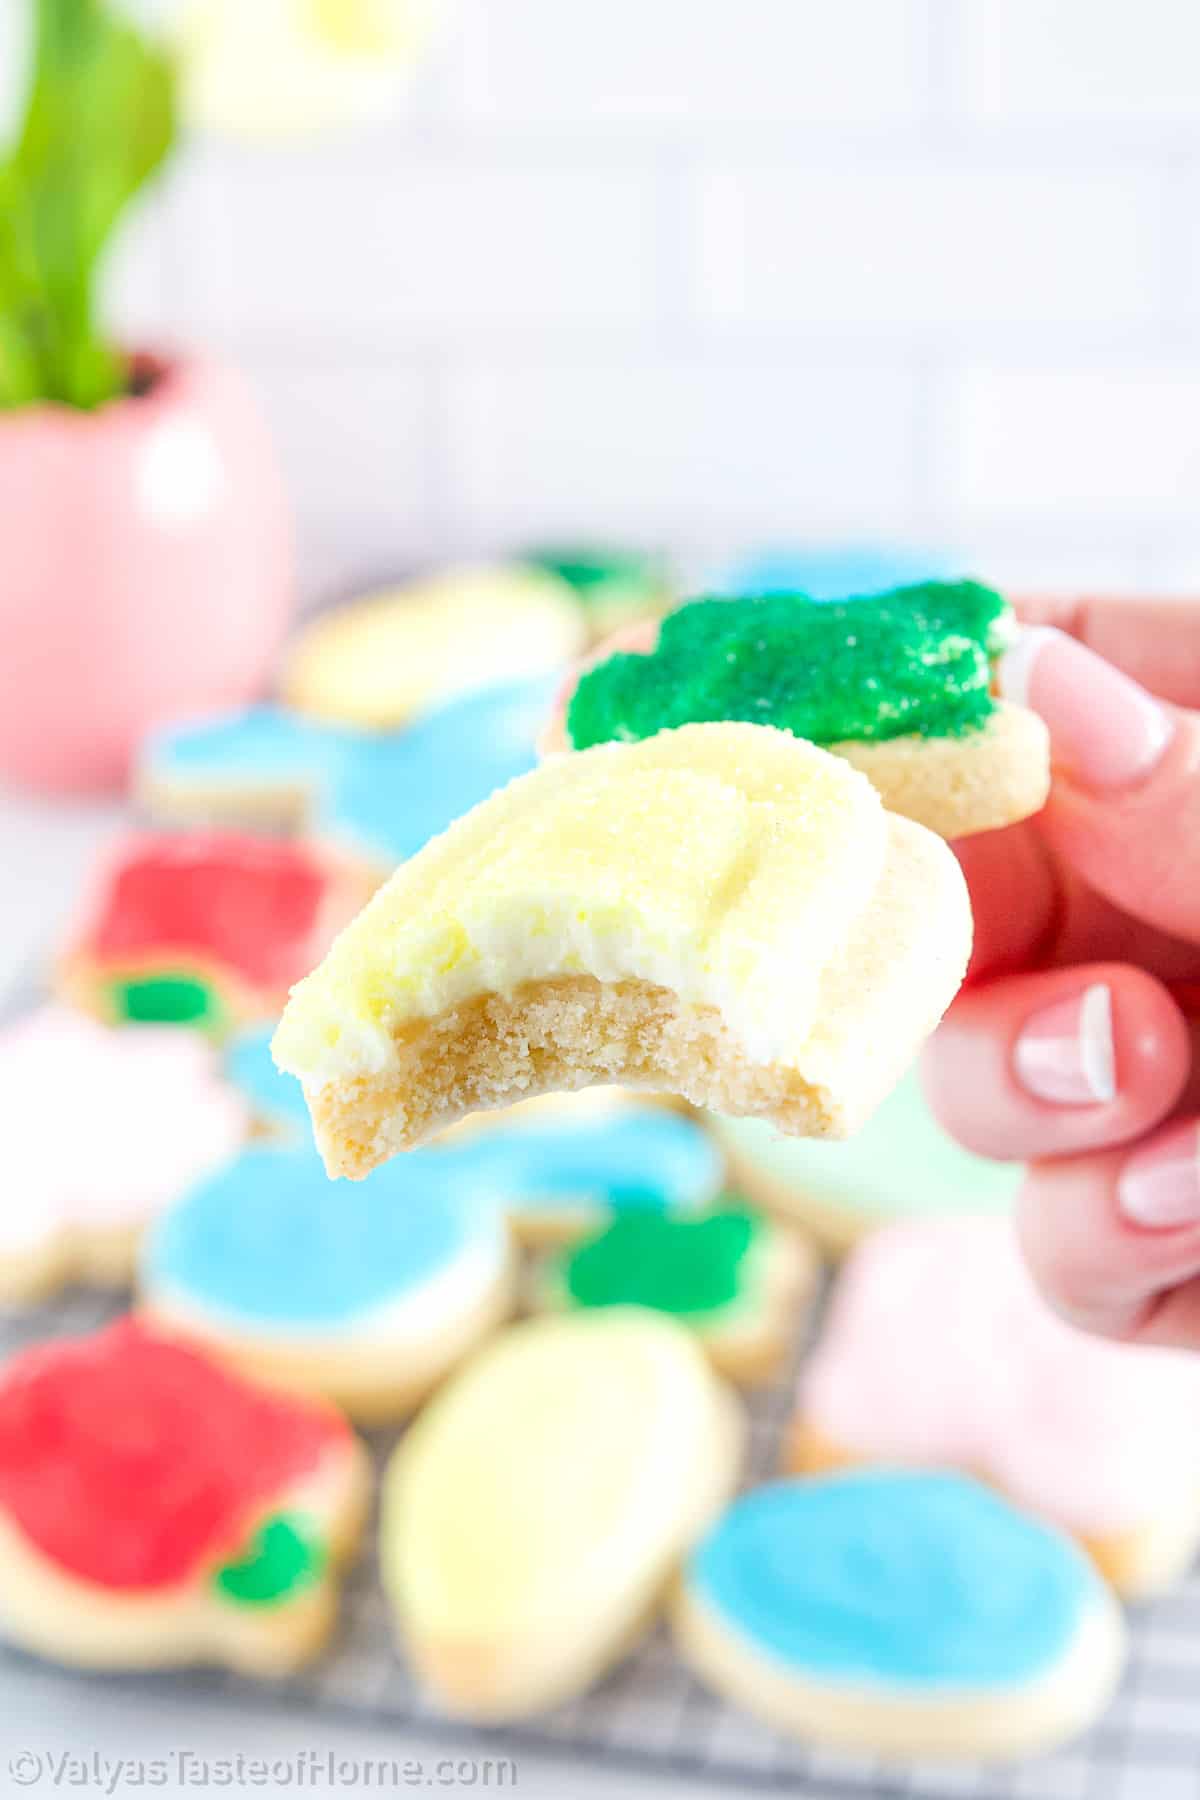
[443,1110,723,1219]
[226,1027,311,1130]
[145,705,359,798]
[326,673,557,863]
[146,1143,494,1328]
[689,1471,1093,1689]
[147,676,559,867]
[712,546,954,601]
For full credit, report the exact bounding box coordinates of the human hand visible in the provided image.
[921,598,1200,1347]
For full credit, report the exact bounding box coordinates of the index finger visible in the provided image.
[1014,595,1200,710]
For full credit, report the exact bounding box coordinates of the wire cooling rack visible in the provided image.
[1,1288,1198,1800]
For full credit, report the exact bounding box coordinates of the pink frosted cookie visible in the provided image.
[0,1006,249,1301]
[790,1217,1200,1596]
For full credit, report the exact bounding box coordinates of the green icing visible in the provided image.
[563,1206,761,1319]
[567,580,1012,750]
[113,973,217,1027]
[213,1513,324,1607]
[718,1071,1022,1222]
[526,547,663,612]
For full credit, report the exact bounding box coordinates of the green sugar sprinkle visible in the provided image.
[567,579,1012,750]
[563,1206,761,1319]
[213,1513,324,1608]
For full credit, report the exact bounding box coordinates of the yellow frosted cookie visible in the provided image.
[273,722,972,1178]
[281,566,587,730]
[380,1310,743,1719]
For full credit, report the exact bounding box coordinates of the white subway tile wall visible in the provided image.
[97,0,1200,600]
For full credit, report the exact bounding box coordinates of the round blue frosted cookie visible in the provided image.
[714,1070,1022,1253]
[710,544,953,601]
[138,674,558,872]
[439,1093,725,1244]
[141,1144,514,1422]
[672,1469,1125,1761]
[138,705,359,828]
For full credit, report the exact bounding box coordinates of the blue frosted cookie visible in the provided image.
[140,1142,514,1423]
[138,673,559,872]
[440,1094,725,1243]
[711,544,953,601]
[672,1469,1124,1761]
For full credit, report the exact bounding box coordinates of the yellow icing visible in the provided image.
[382,1311,719,1637]
[272,722,888,1084]
[282,567,585,729]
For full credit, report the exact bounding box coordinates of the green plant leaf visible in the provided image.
[0,0,177,411]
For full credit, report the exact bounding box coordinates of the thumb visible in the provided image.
[1000,627,1200,945]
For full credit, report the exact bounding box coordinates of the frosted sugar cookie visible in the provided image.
[672,1470,1125,1762]
[711,543,951,600]
[432,1089,725,1245]
[556,581,1050,839]
[141,1143,515,1422]
[281,566,585,730]
[791,1217,1200,1597]
[0,1321,368,1675]
[138,705,358,831]
[715,1071,1022,1254]
[139,676,557,873]
[522,546,672,641]
[272,722,972,1177]
[530,1205,816,1383]
[58,831,372,1035]
[0,1006,249,1302]
[381,1310,743,1719]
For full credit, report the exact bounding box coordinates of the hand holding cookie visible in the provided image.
[922,597,1200,1348]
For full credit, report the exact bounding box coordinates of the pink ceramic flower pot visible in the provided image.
[0,352,295,794]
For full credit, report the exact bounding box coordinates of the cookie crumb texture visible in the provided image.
[568,581,1011,750]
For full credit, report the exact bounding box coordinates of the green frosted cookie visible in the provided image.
[714,1072,1023,1255]
[567,581,1012,750]
[531,1203,817,1385]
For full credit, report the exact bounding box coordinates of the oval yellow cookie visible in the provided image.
[381,1310,743,1719]
[281,566,586,730]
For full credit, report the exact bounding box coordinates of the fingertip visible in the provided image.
[922,963,1190,1162]
[1016,1119,1200,1348]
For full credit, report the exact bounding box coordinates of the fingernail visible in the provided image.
[1013,982,1117,1106]
[998,625,1174,792]
[1118,1121,1200,1229]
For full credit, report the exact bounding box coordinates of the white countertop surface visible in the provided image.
[0,784,735,1800]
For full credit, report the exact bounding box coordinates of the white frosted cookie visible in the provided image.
[0,1321,368,1676]
[273,722,972,1177]
[672,1470,1124,1761]
[0,1006,249,1301]
[281,565,586,730]
[381,1310,743,1719]
[715,1070,1023,1254]
[791,1216,1200,1597]
[528,1204,817,1384]
[550,581,1050,839]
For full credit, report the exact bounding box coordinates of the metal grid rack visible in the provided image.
[1,1288,1198,1800]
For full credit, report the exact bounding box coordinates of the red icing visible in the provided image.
[86,834,329,991]
[0,1321,347,1591]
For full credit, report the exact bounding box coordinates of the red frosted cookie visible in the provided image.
[58,831,375,1035]
[0,1320,368,1674]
